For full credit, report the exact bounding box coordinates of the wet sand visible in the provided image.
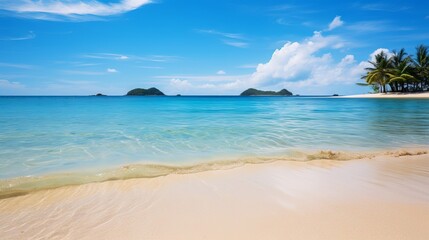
[1,153,429,240]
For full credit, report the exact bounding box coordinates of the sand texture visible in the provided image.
[1,153,429,240]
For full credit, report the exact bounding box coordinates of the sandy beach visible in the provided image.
[340,92,429,98]
[1,151,428,240]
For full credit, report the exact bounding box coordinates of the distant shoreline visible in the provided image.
[1,93,429,98]
[340,92,429,98]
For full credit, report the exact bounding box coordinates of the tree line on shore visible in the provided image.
[360,44,429,93]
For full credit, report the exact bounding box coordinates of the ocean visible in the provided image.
[0,96,428,195]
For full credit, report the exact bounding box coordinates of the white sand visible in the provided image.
[341,92,429,98]
[1,153,429,240]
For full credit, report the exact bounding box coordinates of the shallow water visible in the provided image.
[0,96,428,181]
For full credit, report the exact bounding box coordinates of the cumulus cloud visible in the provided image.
[107,68,118,73]
[369,48,392,61]
[248,31,367,92]
[164,31,380,95]
[328,16,344,31]
[217,70,226,75]
[0,0,152,21]
[163,31,373,94]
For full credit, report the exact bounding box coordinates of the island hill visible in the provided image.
[124,87,293,96]
[126,88,165,96]
[240,88,293,96]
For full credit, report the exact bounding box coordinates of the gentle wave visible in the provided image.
[1,148,427,200]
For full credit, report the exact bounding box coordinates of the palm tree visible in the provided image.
[413,45,429,91]
[389,49,415,92]
[363,51,393,93]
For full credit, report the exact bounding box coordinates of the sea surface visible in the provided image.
[0,96,428,185]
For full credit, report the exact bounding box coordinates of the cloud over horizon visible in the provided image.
[0,79,25,92]
[167,31,371,95]
[249,31,366,93]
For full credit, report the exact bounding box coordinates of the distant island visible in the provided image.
[126,88,165,96]
[92,93,106,96]
[240,88,293,96]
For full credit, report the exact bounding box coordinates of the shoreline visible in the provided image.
[1,148,427,200]
[340,92,429,98]
[1,150,429,239]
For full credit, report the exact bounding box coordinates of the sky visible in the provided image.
[0,0,428,96]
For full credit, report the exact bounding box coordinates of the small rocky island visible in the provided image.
[93,93,106,96]
[126,88,165,96]
[240,88,293,96]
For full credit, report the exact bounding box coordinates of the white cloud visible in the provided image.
[237,64,258,69]
[198,29,249,48]
[357,3,410,12]
[369,48,392,61]
[0,79,25,89]
[138,66,163,69]
[140,55,179,62]
[0,0,152,21]
[162,31,386,95]
[0,31,35,41]
[249,31,366,92]
[64,70,106,75]
[197,29,245,40]
[168,77,247,95]
[170,78,191,88]
[0,62,35,69]
[83,53,178,62]
[107,68,118,73]
[157,74,248,83]
[161,31,374,95]
[84,53,129,60]
[159,74,250,95]
[163,41,386,95]
[328,16,344,31]
[345,21,412,33]
[217,70,226,75]
[222,40,248,48]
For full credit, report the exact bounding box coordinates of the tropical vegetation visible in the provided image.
[359,45,429,93]
[126,87,165,96]
[240,88,293,96]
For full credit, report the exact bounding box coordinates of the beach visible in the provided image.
[1,96,428,239]
[2,0,429,239]
[1,151,428,240]
[340,92,429,98]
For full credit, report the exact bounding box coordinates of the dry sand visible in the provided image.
[1,153,429,240]
[340,92,429,98]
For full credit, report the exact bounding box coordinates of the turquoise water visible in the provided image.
[0,96,428,179]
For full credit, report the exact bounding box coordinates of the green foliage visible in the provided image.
[126,88,165,96]
[240,88,293,96]
[359,44,429,92]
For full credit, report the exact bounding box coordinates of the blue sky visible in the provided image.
[0,0,428,95]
